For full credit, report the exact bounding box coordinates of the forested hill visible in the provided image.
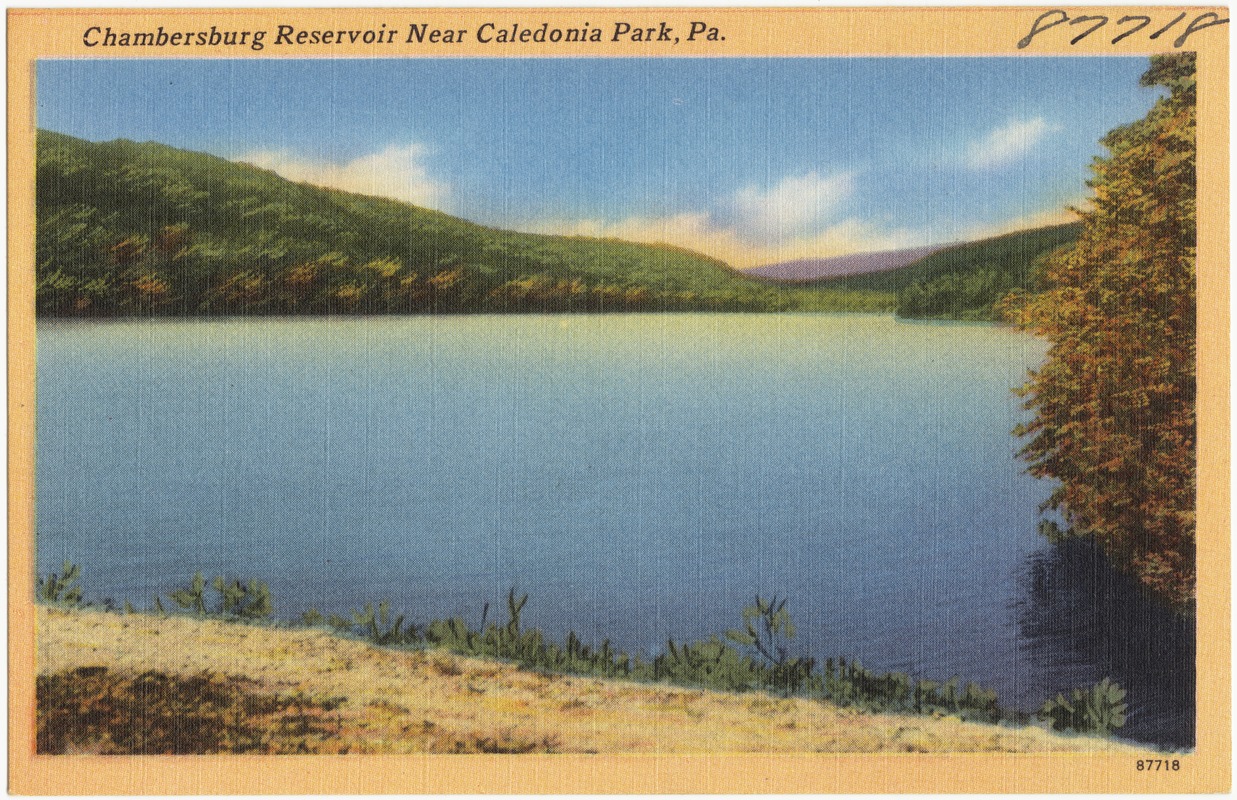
[806,223,1082,321]
[35,130,888,316]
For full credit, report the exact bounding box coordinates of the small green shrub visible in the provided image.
[352,601,415,645]
[653,636,759,692]
[36,561,83,607]
[211,577,273,619]
[424,616,480,653]
[168,572,208,615]
[1038,678,1128,736]
[726,594,816,696]
[820,660,1002,723]
[166,572,272,619]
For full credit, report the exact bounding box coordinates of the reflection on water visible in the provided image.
[1014,538,1194,749]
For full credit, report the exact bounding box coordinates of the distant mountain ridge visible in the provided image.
[745,243,956,282]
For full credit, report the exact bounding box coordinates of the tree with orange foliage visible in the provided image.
[1007,54,1197,610]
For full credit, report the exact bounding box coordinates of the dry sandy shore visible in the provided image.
[38,607,1154,754]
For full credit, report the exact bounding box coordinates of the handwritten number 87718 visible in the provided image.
[1018,10,1228,49]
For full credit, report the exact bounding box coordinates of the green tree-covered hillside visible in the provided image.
[35,131,891,316]
[808,224,1081,321]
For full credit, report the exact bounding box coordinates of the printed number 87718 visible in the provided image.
[1137,760,1181,771]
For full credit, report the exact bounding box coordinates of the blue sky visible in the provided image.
[38,57,1158,267]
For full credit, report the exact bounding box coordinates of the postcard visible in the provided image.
[7,6,1230,795]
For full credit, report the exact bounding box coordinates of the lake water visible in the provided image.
[35,313,1193,748]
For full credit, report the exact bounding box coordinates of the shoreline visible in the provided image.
[36,606,1159,755]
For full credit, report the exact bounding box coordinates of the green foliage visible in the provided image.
[1004,54,1198,609]
[465,589,554,665]
[823,657,903,710]
[728,594,795,656]
[351,601,414,646]
[726,594,816,696]
[540,632,632,679]
[653,636,760,692]
[1038,678,1128,737]
[821,660,1002,723]
[424,616,481,653]
[167,572,272,619]
[212,576,274,620]
[36,561,83,607]
[34,131,891,317]
[893,226,1079,320]
[503,589,527,639]
[805,224,1081,320]
[168,571,208,615]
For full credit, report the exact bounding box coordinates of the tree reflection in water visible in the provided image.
[1014,538,1194,749]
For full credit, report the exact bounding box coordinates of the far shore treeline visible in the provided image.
[35,129,1071,320]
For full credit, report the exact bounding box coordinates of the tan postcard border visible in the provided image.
[7,6,1230,794]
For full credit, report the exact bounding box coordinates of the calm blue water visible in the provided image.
[35,314,1193,747]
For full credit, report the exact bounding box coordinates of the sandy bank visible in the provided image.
[37,607,1154,755]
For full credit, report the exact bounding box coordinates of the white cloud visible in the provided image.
[728,171,857,241]
[528,169,884,267]
[966,118,1058,170]
[237,144,451,211]
[523,210,922,269]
